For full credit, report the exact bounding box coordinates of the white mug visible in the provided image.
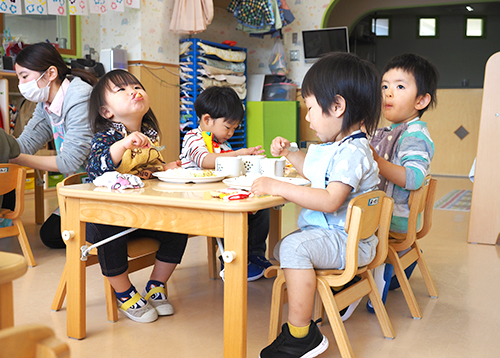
[260,158,286,177]
[215,157,243,177]
[239,155,264,175]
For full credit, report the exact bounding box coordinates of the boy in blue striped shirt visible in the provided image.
[367,53,439,313]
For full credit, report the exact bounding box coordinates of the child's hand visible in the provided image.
[163,160,182,170]
[235,145,265,156]
[121,131,151,150]
[369,144,380,161]
[270,137,292,157]
[251,176,281,196]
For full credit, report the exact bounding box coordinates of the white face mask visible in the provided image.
[18,70,51,103]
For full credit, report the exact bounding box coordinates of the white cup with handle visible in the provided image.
[239,155,264,175]
[215,157,243,177]
[260,158,286,177]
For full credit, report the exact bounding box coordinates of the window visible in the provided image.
[418,17,438,37]
[465,17,485,38]
[372,18,390,37]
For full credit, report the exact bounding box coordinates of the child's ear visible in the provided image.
[100,106,113,119]
[200,113,212,126]
[415,93,431,111]
[332,95,346,117]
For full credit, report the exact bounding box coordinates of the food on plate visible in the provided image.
[163,168,217,178]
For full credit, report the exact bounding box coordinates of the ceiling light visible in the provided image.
[466,5,474,12]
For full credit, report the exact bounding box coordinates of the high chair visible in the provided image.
[0,164,36,267]
[266,191,395,358]
[386,175,438,319]
[51,173,161,322]
[0,324,70,358]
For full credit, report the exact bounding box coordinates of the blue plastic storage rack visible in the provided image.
[179,38,247,150]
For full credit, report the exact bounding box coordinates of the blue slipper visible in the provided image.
[389,261,417,290]
[366,263,394,313]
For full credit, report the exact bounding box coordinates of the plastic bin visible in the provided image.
[263,83,298,101]
[48,173,64,188]
[25,177,34,190]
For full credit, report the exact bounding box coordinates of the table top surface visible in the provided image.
[58,179,287,212]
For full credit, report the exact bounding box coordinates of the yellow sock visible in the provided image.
[288,322,310,339]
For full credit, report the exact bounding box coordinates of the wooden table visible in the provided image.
[58,179,286,357]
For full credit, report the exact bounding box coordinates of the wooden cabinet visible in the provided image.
[129,61,180,163]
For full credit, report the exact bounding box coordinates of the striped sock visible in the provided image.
[115,285,147,309]
[145,280,167,300]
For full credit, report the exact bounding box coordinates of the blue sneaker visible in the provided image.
[389,261,417,290]
[218,256,265,282]
[249,254,273,269]
[247,262,265,281]
[366,263,394,314]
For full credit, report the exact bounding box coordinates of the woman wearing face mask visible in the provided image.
[9,42,97,248]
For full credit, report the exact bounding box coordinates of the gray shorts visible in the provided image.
[274,227,378,270]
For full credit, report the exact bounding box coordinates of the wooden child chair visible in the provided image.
[0,324,69,358]
[266,191,395,358]
[51,173,161,322]
[386,175,438,319]
[0,164,36,267]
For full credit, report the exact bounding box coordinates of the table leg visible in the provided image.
[268,206,282,260]
[65,198,87,339]
[223,212,248,358]
[34,170,45,225]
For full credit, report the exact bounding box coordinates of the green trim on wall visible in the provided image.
[60,16,81,60]
[76,16,82,58]
[321,0,338,28]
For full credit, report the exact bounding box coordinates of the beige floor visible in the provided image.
[2,176,499,358]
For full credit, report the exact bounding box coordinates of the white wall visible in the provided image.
[80,0,332,85]
[81,2,179,64]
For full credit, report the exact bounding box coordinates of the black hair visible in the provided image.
[89,69,160,135]
[194,86,245,124]
[301,52,381,136]
[15,42,97,86]
[382,53,439,117]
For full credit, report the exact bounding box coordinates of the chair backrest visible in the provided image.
[340,190,394,283]
[0,164,26,219]
[391,175,438,247]
[416,176,438,240]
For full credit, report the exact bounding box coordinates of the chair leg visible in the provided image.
[206,236,218,280]
[316,277,354,358]
[313,290,325,324]
[414,242,438,298]
[104,277,118,322]
[13,218,35,267]
[364,271,395,339]
[388,246,422,319]
[268,271,287,343]
[51,264,68,311]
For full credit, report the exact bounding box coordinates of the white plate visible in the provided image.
[223,175,310,190]
[153,171,227,184]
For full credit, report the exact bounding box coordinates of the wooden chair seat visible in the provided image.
[267,191,395,358]
[385,175,438,319]
[0,164,35,267]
